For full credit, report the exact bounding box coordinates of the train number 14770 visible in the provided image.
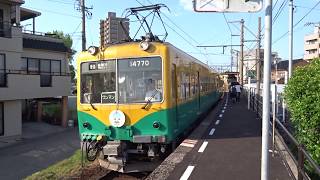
[129,60,150,67]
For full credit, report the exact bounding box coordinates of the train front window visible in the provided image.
[118,57,162,103]
[81,60,116,104]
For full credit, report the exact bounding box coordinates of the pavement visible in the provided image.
[148,94,293,180]
[0,123,80,180]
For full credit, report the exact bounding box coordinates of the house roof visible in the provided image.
[2,0,24,5]
[20,7,41,21]
[272,59,309,71]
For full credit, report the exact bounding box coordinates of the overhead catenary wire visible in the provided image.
[273,0,320,45]
[45,0,75,6]
[134,0,211,62]
[273,0,289,25]
[23,6,81,19]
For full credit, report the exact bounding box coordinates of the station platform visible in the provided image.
[148,94,293,180]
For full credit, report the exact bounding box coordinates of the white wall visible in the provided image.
[2,100,21,137]
[0,74,71,101]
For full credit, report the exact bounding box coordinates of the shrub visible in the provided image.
[284,58,320,171]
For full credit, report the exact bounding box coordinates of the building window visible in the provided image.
[28,58,39,74]
[0,102,3,136]
[51,60,61,76]
[21,57,27,73]
[0,9,4,37]
[0,54,6,87]
[40,59,51,87]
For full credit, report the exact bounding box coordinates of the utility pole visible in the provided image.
[230,37,233,72]
[77,0,92,51]
[256,17,261,104]
[240,19,244,85]
[81,0,86,51]
[288,0,293,79]
[261,0,272,179]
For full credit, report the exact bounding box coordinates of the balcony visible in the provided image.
[304,33,320,41]
[303,53,319,60]
[0,69,71,101]
[304,43,319,51]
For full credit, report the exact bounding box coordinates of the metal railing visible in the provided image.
[1,69,70,76]
[244,87,320,180]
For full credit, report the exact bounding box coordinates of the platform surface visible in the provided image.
[166,95,293,180]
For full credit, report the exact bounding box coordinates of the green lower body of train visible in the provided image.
[78,91,221,172]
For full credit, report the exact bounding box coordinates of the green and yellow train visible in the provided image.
[77,39,223,172]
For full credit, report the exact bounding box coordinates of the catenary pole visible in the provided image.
[288,0,293,79]
[81,0,86,51]
[261,0,272,179]
[256,17,261,107]
[240,19,244,85]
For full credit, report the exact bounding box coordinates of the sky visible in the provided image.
[21,0,320,69]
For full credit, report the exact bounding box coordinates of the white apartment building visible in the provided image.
[304,26,320,61]
[0,0,71,139]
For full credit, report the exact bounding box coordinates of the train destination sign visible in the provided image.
[89,61,111,70]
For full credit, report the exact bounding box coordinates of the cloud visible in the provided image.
[179,0,193,11]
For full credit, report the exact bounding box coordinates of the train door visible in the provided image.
[172,64,178,130]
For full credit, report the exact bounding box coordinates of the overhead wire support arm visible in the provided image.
[197,45,241,47]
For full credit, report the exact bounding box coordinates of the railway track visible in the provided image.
[99,171,150,180]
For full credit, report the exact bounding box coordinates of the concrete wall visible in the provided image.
[0,75,71,101]
[1,100,21,138]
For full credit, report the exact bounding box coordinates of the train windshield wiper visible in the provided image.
[89,97,97,110]
[142,90,158,109]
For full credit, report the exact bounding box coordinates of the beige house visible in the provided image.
[271,59,309,84]
[0,0,71,139]
[304,26,320,61]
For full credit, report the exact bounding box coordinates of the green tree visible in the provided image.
[284,58,320,173]
[48,30,76,82]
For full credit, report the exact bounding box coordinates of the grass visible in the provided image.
[24,150,90,180]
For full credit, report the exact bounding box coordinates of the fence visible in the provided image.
[244,86,320,180]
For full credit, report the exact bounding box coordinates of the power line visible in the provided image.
[45,0,75,5]
[160,12,200,45]
[70,21,82,37]
[135,0,210,61]
[295,5,320,11]
[273,0,289,25]
[273,0,320,44]
[23,6,81,19]
[223,13,232,34]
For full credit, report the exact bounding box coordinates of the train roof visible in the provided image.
[88,41,219,74]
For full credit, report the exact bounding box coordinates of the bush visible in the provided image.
[284,58,320,170]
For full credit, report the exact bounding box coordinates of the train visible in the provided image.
[76,34,223,172]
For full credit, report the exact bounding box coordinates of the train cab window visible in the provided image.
[118,57,162,103]
[80,60,116,104]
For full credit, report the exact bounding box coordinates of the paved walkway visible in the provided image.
[0,127,80,180]
[167,95,293,180]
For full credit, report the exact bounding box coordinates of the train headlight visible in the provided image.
[109,110,126,127]
[87,46,99,55]
[153,121,160,129]
[139,41,150,51]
